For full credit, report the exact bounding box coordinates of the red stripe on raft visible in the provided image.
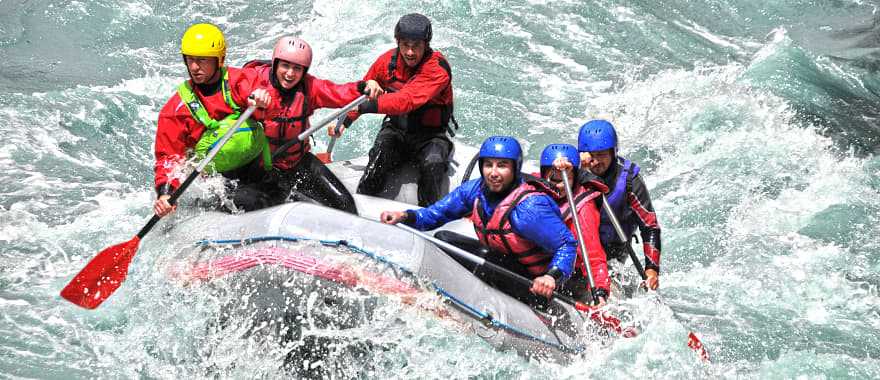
[170,247,419,296]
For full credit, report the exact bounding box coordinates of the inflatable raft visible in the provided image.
[161,143,624,363]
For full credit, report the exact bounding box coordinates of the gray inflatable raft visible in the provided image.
[162,143,605,362]
[165,202,593,361]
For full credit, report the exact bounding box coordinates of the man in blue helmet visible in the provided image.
[380,136,577,302]
[578,120,662,290]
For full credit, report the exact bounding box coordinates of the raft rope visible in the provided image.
[195,234,586,354]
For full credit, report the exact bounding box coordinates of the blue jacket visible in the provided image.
[406,178,577,280]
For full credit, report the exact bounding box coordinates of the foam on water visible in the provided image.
[2,0,879,378]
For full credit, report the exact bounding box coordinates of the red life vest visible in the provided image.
[469,178,559,276]
[385,49,457,134]
[244,60,312,170]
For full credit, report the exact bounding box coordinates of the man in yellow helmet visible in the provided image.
[153,23,271,217]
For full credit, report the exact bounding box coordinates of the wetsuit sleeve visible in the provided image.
[509,194,577,280]
[627,174,662,272]
[228,67,262,109]
[154,97,192,194]
[408,178,481,231]
[306,76,362,109]
[374,56,449,115]
[574,191,611,294]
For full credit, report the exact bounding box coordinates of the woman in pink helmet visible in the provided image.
[241,37,383,214]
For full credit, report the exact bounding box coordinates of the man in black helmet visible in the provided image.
[329,13,456,206]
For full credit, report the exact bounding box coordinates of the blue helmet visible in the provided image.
[479,135,523,174]
[540,143,580,169]
[578,119,618,153]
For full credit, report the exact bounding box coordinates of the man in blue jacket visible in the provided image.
[381,136,577,300]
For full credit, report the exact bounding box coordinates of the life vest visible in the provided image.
[385,49,458,135]
[598,158,640,244]
[469,178,559,276]
[558,185,603,277]
[243,59,311,170]
[178,68,270,173]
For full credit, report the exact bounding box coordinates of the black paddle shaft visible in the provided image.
[475,254,583,307]
[136,169,199,239]
[625,242,648,281]
[399,224,584,307]
[271,94,368,160]
[599,194,648,281]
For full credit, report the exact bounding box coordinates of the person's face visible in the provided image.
[543,166,576,193]
[481,158,516,193]
[274,59,306,89]
[582,148,614,176]
[396,38,427,68]
[184,56,220,84]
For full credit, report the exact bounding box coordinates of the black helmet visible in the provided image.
[394,13,432,43]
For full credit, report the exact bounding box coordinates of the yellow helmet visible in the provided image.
[180,23,226,58]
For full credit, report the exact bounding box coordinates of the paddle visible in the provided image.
[395,223,637,337]
[599,192,711,362]
[315,113,346,164]
[271,95,368,160]
[599,194,648,280]
[560,170,599,305]
[460,153,480,185]
[60,106,258,309]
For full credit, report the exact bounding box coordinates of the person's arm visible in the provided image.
[360,57,449,116]
[306,75,365,109]
[228,67,263,107]
[340,54,388,126]
[509,194,577,298]
[627,173,661,288]
[152,99,192,216]
[510,195,577,280]
[404,179,480,230]
[223,66,273,122]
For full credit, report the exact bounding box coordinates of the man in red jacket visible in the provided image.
[153,23,268,217]
[328,13,456,206]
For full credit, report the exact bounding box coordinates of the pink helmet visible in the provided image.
[272,37,312,68]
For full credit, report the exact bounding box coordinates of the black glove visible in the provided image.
[358,98,379,114]
[578,170,604,185]
[578,171,609,193]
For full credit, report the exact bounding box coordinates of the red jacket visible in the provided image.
[560,183,611,295]
[245,63,363,170]
[347,48,453,127]
[153,67,261,193]
[534,173,611,295]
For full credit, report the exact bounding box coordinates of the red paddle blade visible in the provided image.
[60,236,141,309]
[574,302,639,337]
[315,152,332,164]
[687,331,711,363]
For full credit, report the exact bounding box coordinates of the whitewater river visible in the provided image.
[1,1,879,378]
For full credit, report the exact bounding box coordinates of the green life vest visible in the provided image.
[177,69,271,173]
